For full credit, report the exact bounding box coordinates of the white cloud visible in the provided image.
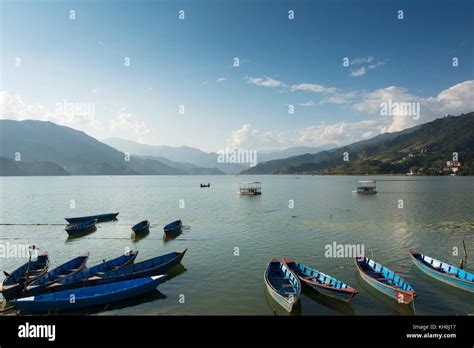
[351,60,386,77]
[226,80,474,149]
[299,100,315,106]
[291,83,338,94]
[111,110,150,143]
[216,77,226,82]
[245,76,286,88]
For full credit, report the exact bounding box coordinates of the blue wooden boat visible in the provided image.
[264,258,301,313]
[24,253,90,297]
[65,212,119,224]
[46,251,139,293]
[132,220,150,235]
[1,252,50,301]
[355,256,415,304]
[409,250,474,293]
[164,220,182,235]
[44,249,187,292]
[11,275,166,313]
[65,219,97,236]
[282,258,357,302]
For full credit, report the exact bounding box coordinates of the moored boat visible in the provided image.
[264,258,301,313]
[65,219,97,236]
[409,250,474,293]
[11,275,167,313]
[24,253,90,297]
[65,212,119,224]
[355,256,415,304]
[164,220,182,235]
[282,258,357,302]
[1,252,50,301]
[45,249,187,292]
[132,220,150,235]
[46,251,139,293]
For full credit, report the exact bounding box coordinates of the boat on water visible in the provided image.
[12,275,167,313]
[164,220,182,235]
[200,183,210,188]
[237,181,262,195]
[409,251,474,293]
[65,212,119,224]
[1,252,50,301]
[44,249,187,292]
[46,251,139,293]
[354,180,377,194]
[131,220,150,235]
[264,258,301,313]
[65,219,97,236]
[23,253,90,297]
[282,258,357,302]
[355,256,415,304]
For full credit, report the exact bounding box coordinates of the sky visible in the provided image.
[1,0,473,152]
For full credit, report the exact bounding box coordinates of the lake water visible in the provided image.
[1,175,473,315]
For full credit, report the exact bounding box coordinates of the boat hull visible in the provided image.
[1,253,50,301]
[264,258,301,313]
[12,275,166,313]
[409,251,474,293]
[65,213,119,224]
[355,257,415,304]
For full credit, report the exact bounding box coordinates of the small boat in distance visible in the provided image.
[1,252,50,301]
[282,258,357,302]
[65,219,97,236]
[65,212,119,224]
[12,275,167,313]
[354,180,377,194]
[131,220,150,235]
[355,256,415,304]
[237,181,262,195]
[24,252,90,297]
[164,220,182,236]
[264,258,301,313]
[200,183,210,188]
[409,251,474,293]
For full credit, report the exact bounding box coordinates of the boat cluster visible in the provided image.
[1,248,187,313]
[64,212,183,241]
[265,251,473,313]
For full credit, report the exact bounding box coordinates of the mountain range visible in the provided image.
[241,113,474,175]
[1,113,472,176]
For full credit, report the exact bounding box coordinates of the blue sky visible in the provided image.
[1,0,473,151]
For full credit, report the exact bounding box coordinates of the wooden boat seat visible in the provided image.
[281,284,293,288]
[377,278,393,281]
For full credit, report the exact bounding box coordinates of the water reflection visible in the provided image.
[264,288,301,316]
[301,288,355,316]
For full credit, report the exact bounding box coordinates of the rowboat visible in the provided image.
[11,275,166,313]
[46,251,139,293]
[409,250,474,293]
[45,249,187,292]
[24,253,90,297]
[65,219,97,236]
[200,183,210,188]
[1,252,50,301]
[264,258,301,313]
[132,220,150,235]
[65,212,119,224]
[355,256,415,304]
[164,220,182,235]
[282,258,357,302]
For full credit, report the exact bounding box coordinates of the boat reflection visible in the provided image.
[131,228,150,242]
[264,287,301,316]
[301,287,356,315]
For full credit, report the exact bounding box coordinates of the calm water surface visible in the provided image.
[0,175,473,315]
